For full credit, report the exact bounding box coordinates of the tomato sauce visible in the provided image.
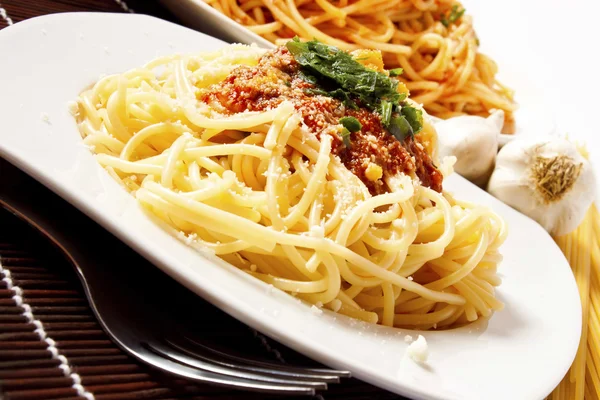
[199,47,443,195]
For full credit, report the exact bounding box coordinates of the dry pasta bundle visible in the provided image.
[549,205,600,400]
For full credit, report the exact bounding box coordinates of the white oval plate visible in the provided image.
[0,13,582,400]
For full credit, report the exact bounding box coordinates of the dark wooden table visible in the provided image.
[0,1,406,399]
[0,1,177,28]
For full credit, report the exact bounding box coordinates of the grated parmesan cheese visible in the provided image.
[66,101,79,116]
[407,335,429,363]
[311,305,323,315]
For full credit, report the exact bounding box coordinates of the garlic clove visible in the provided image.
[498,133,515,148]
[488,137,596,236]
[435,111,502,187]
[486,109,505,132]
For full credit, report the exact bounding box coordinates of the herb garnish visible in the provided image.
[440,5,465,27]
[285,38,423,144]
[389,116,413,142]
[339,116,362,133]
[340,128,352,147]
[339,117,362,147]
[400,106,422,135]
[389,68,404,77]
[286,38,403,108]
[380,100,393,126]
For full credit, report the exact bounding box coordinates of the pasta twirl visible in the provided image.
[73,43,506,329]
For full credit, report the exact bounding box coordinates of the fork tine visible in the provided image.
[166,337,342,383]
[146,340,329,390]
[182,336,352,378]
[133,346,319,396]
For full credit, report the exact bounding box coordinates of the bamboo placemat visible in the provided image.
[0,2,406,399]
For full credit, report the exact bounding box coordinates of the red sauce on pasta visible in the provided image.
[199,47,443,194]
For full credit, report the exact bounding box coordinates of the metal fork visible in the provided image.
[0,159,350,396]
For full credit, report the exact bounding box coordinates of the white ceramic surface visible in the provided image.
[0,13,583,400]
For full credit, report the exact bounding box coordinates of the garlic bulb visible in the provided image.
[434,110,504,187]
[488,137,596,236]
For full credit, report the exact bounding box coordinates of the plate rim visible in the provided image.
[160,0,275,48]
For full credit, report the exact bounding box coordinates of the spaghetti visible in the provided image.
[203,0,517,132]
[549,208,600,400]
[73,43,506,329]
[547,142,600,400]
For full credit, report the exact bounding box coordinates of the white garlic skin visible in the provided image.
[488,138,596,236]
[435,110,504,187]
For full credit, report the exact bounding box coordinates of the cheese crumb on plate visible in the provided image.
[407,334,429,363]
